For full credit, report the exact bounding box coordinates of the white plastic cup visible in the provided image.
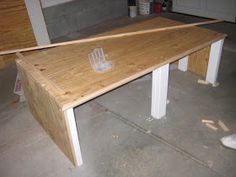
[129,6,137,18]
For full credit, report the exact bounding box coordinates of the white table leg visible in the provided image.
[206,39,224,85]
[178,56,189,72]
[65,108,83,166]
[151,64,169,119]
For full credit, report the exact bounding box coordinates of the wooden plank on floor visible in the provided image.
[188,46,211,77]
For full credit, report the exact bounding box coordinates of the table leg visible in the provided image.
[178,56,189,72]
[64,108,83,166]
[151,64,170,119]
[206,39,224,85]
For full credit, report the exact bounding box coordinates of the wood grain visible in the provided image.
[0,0,36,68]
[16,58,78,166]
[0,56,5,68]
[0,19,223,56]
[21,17,226,111]
[188,46,211,77]
[16,52,65,94]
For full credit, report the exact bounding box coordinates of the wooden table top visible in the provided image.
[16,17,226,110]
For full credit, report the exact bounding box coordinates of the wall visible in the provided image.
[41,0,73,8]
[42,0,128,40]
[173,0,236,22]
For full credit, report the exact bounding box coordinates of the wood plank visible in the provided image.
[0,19,222,56]
[16,58,79,166]
[0,0,36,68]
[188,45,211,77]
[20,17,225,110]
[0,56,5,68]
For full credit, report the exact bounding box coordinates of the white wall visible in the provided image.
[40,0,73,8]
[173,0,236,22]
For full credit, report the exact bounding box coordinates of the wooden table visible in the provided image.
[16,17,226,166]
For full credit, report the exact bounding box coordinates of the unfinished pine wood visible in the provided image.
[0,56,5,68]
[16,52,65,94]
[188,45,211,77]
[0,0,36,68]
[16,58,80,166]
[0,19,222,56]
[21,17,225,111]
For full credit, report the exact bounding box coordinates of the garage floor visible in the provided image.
[0,13,236,177]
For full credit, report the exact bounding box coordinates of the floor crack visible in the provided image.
[95,101,224,177]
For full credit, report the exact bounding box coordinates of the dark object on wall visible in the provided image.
[128,0,136,6]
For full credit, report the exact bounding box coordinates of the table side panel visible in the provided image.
[16,60,78,166]
[188,45,211,77]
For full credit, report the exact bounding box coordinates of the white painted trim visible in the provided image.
[206,39,224,85]
[24,0,51,45]
[65,108,83,166]
[178,56,189,72]
[151,64,169,119]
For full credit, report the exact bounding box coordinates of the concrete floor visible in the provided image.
[0,13,236,177]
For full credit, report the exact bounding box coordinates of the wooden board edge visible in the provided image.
[61,36,226,110]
